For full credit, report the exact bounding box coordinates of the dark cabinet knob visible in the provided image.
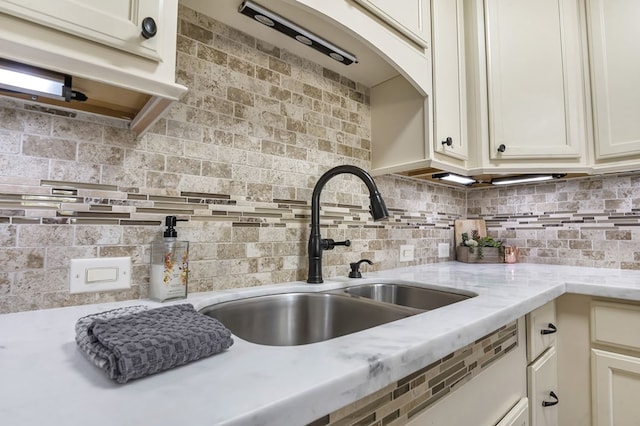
[497,144,506,153]
[141,17,158,39]
[442,137,453,147]
[542,391,559,407]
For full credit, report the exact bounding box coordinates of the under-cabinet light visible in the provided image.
[238,1,358,65]
[490,174,566,186]
[432,172,477,186]
[0,58,86,102]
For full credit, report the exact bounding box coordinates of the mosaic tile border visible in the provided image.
[308,321,518,426]
[0,179,460,230]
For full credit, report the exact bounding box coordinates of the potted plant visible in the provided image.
[457,230,505,263]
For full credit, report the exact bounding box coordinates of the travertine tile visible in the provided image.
[1,5,640,315]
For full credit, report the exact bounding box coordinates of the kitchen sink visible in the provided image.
[339,283,476,311]
[199,292,414,346]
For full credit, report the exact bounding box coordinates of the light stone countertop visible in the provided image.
[2,262,640,426]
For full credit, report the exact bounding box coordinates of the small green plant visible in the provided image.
[460,231,504,259]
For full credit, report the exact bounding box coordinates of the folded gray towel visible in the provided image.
[75,304,233,383]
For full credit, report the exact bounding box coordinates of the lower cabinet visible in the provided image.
[497,397,529,426]
[555,295,640,425]
[591,300,640,425]
[528,347,559,426]
[526,301,559,426]
[406,318,527,426]
[592,349,640,425]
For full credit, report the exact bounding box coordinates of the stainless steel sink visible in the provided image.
[200,292,413,346]
[341,283,475,311]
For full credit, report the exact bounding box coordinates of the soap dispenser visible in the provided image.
[150,216,189,301]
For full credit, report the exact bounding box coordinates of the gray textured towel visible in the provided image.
[75,304,233,383]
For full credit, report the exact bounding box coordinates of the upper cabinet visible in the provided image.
[431,0,468,162]
[586,0,640,168]
[0,0,162,61]
[352,0,430,47]
[465,0,590,174]
[370,0,470,177]
[0,0,187,135]
[367,0,640,177]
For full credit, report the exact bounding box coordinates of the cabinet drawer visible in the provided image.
[592,300,640,351]
[526,301,557,362]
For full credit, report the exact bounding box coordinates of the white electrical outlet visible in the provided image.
[400,245,414,262]
[69,257,131,294]
[438,243,450,258]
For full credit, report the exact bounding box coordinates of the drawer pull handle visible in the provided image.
[541,323,557,335]
[442,137,453,147]
[542,391,559,407]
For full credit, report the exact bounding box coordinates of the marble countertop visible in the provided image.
[2,262,640,426]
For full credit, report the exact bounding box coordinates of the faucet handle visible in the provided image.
[322,239,351,250]
[349,259,373,278]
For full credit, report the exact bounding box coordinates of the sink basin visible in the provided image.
[341,283,475,310]
[199,292,413,346]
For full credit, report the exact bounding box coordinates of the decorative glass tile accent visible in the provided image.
[309,321,518,426]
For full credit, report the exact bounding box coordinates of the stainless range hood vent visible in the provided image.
[238,0,357,65]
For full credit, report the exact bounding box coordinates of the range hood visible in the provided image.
[180,0,428,92]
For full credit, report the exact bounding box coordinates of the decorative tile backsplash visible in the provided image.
[1,5,640,314]
[0,6,463,313]
[308,321,518,426]
[469,173,640,270]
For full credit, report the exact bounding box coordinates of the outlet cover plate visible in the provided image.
[438,243,450,258]
[400,245,414,262]
[69,257,131,294]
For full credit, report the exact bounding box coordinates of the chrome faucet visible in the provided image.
[307,165,389,283]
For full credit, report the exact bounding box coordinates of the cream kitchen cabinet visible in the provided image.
[407,318,527,426]
[586,0,640,168]
[352,0,430,48]
[370,0,470,177]
[528,347,559,426]
[431,0,468,163]
[464,0,590,174]
[0,0,187,135]
[591,300,640,425]
[0,0,162,61]
[526,301,559,426]
[592,349,640,426]
[497,398,530,426]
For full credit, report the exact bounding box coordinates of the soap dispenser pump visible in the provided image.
[150,216,189,301]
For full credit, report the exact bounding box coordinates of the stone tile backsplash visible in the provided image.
[1,5,639,314]
[0,6,462,313]
[468,173,640,269]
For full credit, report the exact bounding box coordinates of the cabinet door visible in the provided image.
[0,0,161,61]
[497,397,529,426]
[353,0,430,47]
[587,0,640,159]
[484,0,586,160]
[432,0,468,161]
[528,347,559,426]
[592,349,640,426]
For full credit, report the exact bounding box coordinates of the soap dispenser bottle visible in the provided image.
[150,216,189,301]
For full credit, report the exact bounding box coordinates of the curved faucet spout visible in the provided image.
[307,165,389,284]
